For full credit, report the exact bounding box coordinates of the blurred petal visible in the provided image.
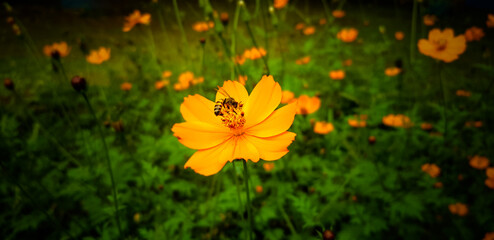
[245,131,296,161]
[215,80,249,104]
[246,101,297,137]
[244,75,282,128]
[418,39,435,57]
[172,121,231,150]
[180,94,223,126]
[184,140,234,176]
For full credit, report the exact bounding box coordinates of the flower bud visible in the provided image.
[4,78,14,91]
[368,136,376,145]
[200,37,206,44]
[71,76,87,92]
[220,12,229,26]
[323,230,335,240]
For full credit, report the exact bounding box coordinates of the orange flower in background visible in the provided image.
[423,14,437,26]
[434,182,443,188]
[395,31,404,40]
[274,0,288,9]
[295,56,311,65]
[174,71,203,91]
[332,10,345,18]
[237,75,247,85]
[43,41,70,58]
[314,121,334,135]
[385,67,401,76]
[448,203,468,216]
[193,21,214,32]
[162,70,172,78]
[121,82,132,91]
[86,47,110,64]
[243,47,266,60]
[171,75,297,176]
[421,163,440,178]
[486,178,494,189]
[255,185,263,193]
[123,10,151,32]
[329,70,345,80]
[296,95,321,115]
[263,162,275,171]
[487,14,494,28]
[469,155,489,169]
[484,232,494,240]
[465,121,482,128]
[319,18,327,25]
[464,26,484,41]
[295,22,305,30]
[337,28,358,42]
[155,80,170,90]
[421,122,433,130]
[303,26,315,35]
[486,168,494,178]
[418,28,466,63]
[456,89,471,97]
[382,114,412,128]
[343,59,353,66]
[281,90,295,104]
[348,115,367,128]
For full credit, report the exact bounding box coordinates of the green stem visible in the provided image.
[437,63,448,142]
[410,0,418,63]
[230,0,242,81]
[81,93,122,237]
[242,159,253,240]
[231,162,246,237]
[244,20,270,75]
[172,0,190,58]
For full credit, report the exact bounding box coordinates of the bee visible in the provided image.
[214,86,242,116]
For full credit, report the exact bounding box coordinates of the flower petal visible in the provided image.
[245,131,296,161]
[233,135,260,162]
[172,121,231,150]
[215,80,249,104]
[184,140,235,176]
[442,28,454,39]
[180,94,223,126]
[428,28,442,42]
[418,39,435,57]
[245,101,297,137]
[243,75,282,128]
[448,35,466,54]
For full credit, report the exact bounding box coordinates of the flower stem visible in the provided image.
[231,162,246,237]
[81,92,122,237]
[242,159,253,240]
[172,0,190,59]
[410,0,418,63]
[437,62,448,142]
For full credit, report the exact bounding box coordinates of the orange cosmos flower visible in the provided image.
[295,23,305,30]
[235,55,246,65]
[281,90,295,104]
[469,155,490,170]
[382,114,412,128]
[121,82,132,91]
[434,182,443,188]
[193,21,214,32]
[86,47,110,64]
[464,26,484,42]
[484,232,494,240]
[348,115,367,128]
[274,0,288,9]
[395,31,404,40]
[486,168,494,178]
[319,18,327,25]
[343,59,353,66]
[243,47,266,60]
[314,121,334,134]
[421,122,433,130]
[418,28,466,63]
[448,203,468,216]
[263,162,275,171]
[237,75,247,85]
[486,178,494,189]
[43,41,70,58]
[155,80,170,90]
[421,163,440,178]
[329,70,345,80]
[174,71,203,91]
[295,56,311,65]
[385,67,401,76]
[162,70,172,78]
[255,185,263,193]
[296,95,321,115]
[123,10,151,32]
[423,14,437,26]
[171,75,297,176]
[332,10,345,18]
[337,28,358,42]
[487,14,494,28]
[303,26,315,35]
[456,89,471,97]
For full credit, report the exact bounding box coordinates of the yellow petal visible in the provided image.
[245,131,296,161]
[442,28,454,39]
[233,135,260,162]
[184,140,234,176]
[215,80,249,104]
[180,94,223,126]
[245,101,297,137]
[244,75,282,129]
[418,39,435,57]
[172,121,231,150]
[428,28,442,42]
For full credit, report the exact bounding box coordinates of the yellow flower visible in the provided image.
[86,47,110,64]
[123,10,151,32]
[313,121,334,134]
[43,41,71,58]
[418,28,466,63]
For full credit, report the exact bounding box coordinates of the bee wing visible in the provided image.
[216,85,231,98]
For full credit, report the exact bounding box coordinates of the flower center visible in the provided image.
[435,39,447,51]
[217,98,246,132]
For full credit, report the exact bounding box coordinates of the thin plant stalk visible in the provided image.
[230,0,242,81]
[231,161,246,239]
[437,62,448,141]
[172,0,190,58]
[410,0,418,63]
[242,159,254,240]
[81,92,123,237]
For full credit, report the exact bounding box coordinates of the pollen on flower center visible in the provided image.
[435,39,447,51]
[217,99,246,131]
